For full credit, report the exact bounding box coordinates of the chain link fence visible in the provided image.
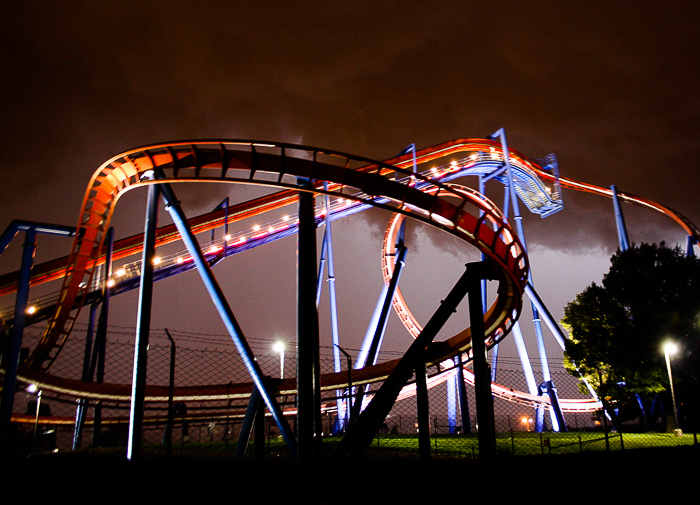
[5,325,698,460]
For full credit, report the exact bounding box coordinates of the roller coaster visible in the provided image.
[1,131,698,459]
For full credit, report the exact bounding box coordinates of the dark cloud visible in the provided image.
[1,1,699,355]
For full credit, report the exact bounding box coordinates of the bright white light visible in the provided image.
[107,279,115,288]
[115,268,126,277]
[273,341,285,379]
[224,234,232,241]
[664,341,678,355]
[253,224,260,231]
[26,306,36,315]
[153,257,161,265]
[26,384,38,394]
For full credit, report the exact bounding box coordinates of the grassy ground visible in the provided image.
[136,430,696,460]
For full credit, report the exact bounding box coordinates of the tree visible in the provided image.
[562,243,700,426]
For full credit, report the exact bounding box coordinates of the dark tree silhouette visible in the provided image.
[562,243,700,427]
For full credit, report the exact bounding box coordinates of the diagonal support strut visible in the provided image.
[155,177,298,458]
[332,260,497,460]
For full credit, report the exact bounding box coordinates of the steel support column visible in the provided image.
[320,184,345,431]
[332,261,486,460]
[73,303,97,450]
[155,179,297,457]
[687,236,697,258]
[456,354,471,433]
[127,184,160,461]
[352,244,407,420]
[93,226,113,448]
[415,362,431,460]
[297,178,321,463]
[73,227,114,450]
[0,228,37,456]
[447,369,457,434]
[468,261,498,460]
[235,385,263,460]
[164,328,177,457]
[540,381,567,431]
[491,128,565,433]
[611,185,630,251]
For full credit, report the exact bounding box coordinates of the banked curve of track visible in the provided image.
[11,138,698,413]
[22,140,528,404]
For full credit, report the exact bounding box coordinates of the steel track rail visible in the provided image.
[6,139,695,411]
[18,141,527,390]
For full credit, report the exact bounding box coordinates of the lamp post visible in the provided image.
[663,341,681,436]
[273,341,285,379]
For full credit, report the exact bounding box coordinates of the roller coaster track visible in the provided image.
[3,139,698,414]
[10,139,530,398]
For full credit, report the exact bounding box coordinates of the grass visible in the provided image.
[131,429,697,461]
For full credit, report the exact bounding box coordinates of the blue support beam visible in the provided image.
[127,184,160,461]
[456,354,471,433]
[235,385,263,460]
[0,220,77,456]
[0,228,37,456]
[447,368,457,434]
[490,128,566,433]
[332,261,491,460]
[0,220,75,256]
[92,226,114,448]
[611,185,630,251]
[73,227,114,450]
[73,302,98,450]
[320,183,345,431]
[154,177,298,458]
[352,244,407,420]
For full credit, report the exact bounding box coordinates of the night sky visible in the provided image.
[1,2,699,366]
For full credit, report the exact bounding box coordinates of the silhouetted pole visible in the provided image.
[468,261,497,460]
[456,353,472,433]
[164,328,176,457]
[416,362,431,460]
[297,179,321,463]
[332,261,490,460]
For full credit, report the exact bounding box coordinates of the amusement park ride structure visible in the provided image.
[0,130,698,461]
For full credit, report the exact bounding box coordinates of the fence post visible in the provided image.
[434,416,438,455]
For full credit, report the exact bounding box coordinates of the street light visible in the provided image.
[663,341,681,436]
[273,341,285,379]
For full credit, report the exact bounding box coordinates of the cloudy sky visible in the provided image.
[1,1,698,369]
